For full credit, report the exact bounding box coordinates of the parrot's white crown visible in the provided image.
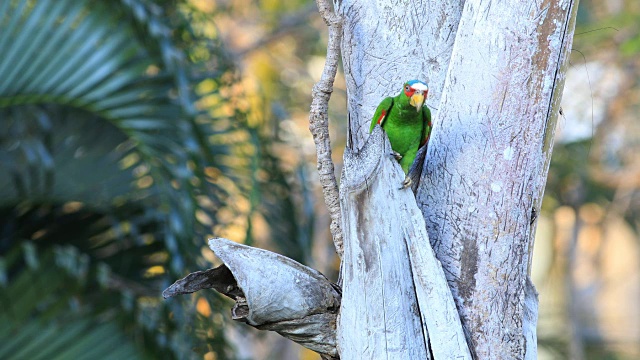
[407,80,428,91]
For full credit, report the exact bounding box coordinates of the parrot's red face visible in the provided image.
[403,81,429,111]
[403,84,429,99]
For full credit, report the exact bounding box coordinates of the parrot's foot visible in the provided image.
[399,175,412,190]
[390,151,403,161]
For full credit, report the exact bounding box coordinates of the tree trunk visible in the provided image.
[415,0,580,357]
[337,0,579,358]
[337,126,470,358]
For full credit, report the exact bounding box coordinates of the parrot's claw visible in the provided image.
[390,151,403,161]
[399,176,412,190]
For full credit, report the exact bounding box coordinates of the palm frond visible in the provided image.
[0,0,241,357]
[0,243,150,360]
[0,0,317,357]
[0,0,233,265]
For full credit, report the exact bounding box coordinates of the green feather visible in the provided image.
[369,97,394,131]
[369,82,432,175]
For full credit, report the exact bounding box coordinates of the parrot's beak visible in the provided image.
[410,93,425,112]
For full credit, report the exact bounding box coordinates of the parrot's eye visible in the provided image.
[404,85,410,92]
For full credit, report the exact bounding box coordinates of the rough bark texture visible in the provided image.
[163,238,341,359]
[338,126,470,359]
[309,0,344,257]
[336,0,465,150]
[415,0,580,358]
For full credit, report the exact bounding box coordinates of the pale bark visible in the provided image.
[415,0,580,358]
[337,126,470,358]
[333,0,470,357]
[337,0,579,358]
[163,238,341,359]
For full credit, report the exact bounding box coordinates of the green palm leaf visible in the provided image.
[0,0,315,358]
[0,0,239,357]
[0,243,150,360]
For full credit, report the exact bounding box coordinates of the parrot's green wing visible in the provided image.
[420,105,432,147]
[369,97,394,132]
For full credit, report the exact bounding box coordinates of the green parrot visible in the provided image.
[369,79,432,189]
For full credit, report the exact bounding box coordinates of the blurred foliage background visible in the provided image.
[535,1,640,359]
[0,0,638,359]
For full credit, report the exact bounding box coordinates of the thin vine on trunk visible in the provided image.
[308,0,344,257]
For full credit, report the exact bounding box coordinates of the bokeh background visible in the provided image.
[0,0,638,359]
